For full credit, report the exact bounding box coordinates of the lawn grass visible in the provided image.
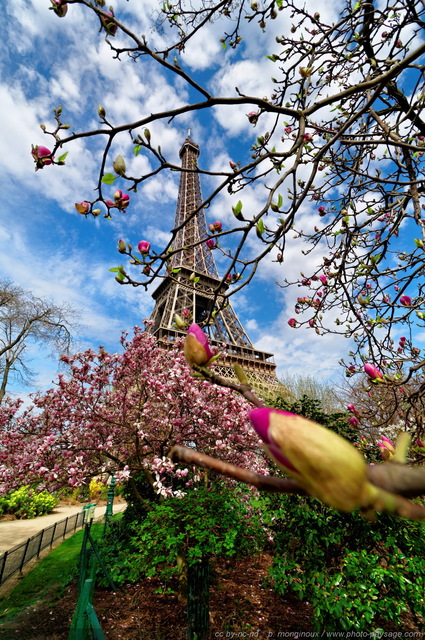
[0,519,114,623]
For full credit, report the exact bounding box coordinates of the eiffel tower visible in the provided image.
[148,135,281,398]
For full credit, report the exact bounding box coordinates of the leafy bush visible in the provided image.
[262,485,425,631]
[2,485,58,519]
[100,484,267,587]
[264,395,425,631]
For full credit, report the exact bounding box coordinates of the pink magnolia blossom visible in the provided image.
[378,436,395,461]
[0,329,266,498]
[31,145,53,170]
[206,238,216,249]
[364,363,383,380]
[247,111,259,125]
[349,417,359,427]
[287,318,297,328]
[318,206,326,216]
[249,408,374,512]
[75,201,90,214]
[184,323,213,367]
[400,295,412,307]
[138,240,151,254]
[100,10,117,35]
[319,275,328,286]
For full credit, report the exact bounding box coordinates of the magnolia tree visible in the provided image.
[35,0,425,426]
[0,327,266,501]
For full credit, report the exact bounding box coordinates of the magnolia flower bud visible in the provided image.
[138,240,150,254]
[113,154,126,176]
[98,105,106,119]
[249,408,380,512]
[117,239,127,253]
[75,201,90,214]
[174,313,187,329]
[184,323,213,367]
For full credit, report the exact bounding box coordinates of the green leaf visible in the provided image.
[256,219,265,235]
[235,200,243,214]
[221,41,227,50]
[58,152,68,163]
[109,267,120,273]
[102,173,117,184]
[171,268,181,273]
[277,194,283,208]
[134,145,141,156]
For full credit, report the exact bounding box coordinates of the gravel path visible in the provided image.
[0,502,127,553]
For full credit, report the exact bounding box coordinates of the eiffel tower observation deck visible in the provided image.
[148,135,280,397]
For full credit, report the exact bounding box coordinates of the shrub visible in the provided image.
[2,486,58,519]
[263,395,425,631]
[100,484,267,588]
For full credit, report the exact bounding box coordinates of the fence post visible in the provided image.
[186,555,210,640]
[19,539,31,573]
[63,517,69,539]
[0,551,8,585]
[50,522,57,548]
[37,530,44,558]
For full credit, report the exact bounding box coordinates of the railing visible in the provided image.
[0,509,92,586]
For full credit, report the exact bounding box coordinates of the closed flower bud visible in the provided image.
[137,240,150,254]
[249,408,379,512]
[113,154,126,176]
[400,295,412,307]
[206,238,216,249]
[378,436,395,461]
[50,0,68,17]
[174,313,187,329]
[184,323,214,367]
[364,363,384,380]
[117,239,127,253]
[98,105,106,119]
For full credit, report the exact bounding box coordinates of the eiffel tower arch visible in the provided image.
[147,135,283,400]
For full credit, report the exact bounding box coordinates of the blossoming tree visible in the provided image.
[0,328,266,501]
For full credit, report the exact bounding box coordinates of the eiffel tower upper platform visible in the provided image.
[148,135,280,397]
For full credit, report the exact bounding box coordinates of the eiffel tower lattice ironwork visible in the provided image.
[148,135,280,397]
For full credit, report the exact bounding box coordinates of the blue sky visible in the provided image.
[2,0,417,399]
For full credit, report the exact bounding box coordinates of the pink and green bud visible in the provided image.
[347,404,358,415]
[378,437,395,461]
[349,417,359,427]
[184,323,214,367]
[246,111,259,125]
[117,239,127,253]
[50,0,68,17]
[249,408,378,512]
[138,240,150,254]
[31,145,53,170]
[113,190,130,211]
[75,201,90,214]
[400,295,412,307]
[364,363,383,380]
[318,206,326,216]
[319,274,327,286]
[100,10,117,35]
[303,133,313,142]
[287,318,297,327]
[206,238,216,249]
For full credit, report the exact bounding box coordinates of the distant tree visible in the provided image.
[0,281,76,403]
[279,373,343,414]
